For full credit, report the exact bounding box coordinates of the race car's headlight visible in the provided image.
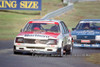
[72,35,77,40]
[16,37,24,43]
[96,36,100,40]
[47,39,57,45]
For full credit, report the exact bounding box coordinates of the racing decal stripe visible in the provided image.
[17,32,60,38]
[17,43,21,45]
[29,21,59,25]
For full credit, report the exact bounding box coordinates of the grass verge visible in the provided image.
[86,53,100,64]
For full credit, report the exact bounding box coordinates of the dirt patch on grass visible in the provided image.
[86,53,100,64]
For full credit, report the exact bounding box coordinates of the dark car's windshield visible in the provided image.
[23,22,60,33]
[76,21,100,30]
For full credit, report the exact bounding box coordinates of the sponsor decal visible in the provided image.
[18,32,60,38]
[29,21,59,25]
[51,45,55,47]
[77,31,94,35]
[17,43,21,45]
[84,44,90,47]
[92,44,99,47]
[72,30,95,35]
[25,34,49,38]
[0,0,41,10]
[81,40,90,43]
[95,32,100,34]
[74,43,100,47]
[74,44,82,46]
[80,21,100,23]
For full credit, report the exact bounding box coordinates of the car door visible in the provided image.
[60,21,69,46]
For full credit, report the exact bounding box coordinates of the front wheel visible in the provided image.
[57,48,63,57]
[13,46,21,54]
[60,47,63,57]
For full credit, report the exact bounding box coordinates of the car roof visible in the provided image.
[29,19,62,23]
[80,19,100,21]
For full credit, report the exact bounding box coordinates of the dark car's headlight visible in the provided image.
[72,35,77,40]
[16,37,24,43]
[96,36,100,40]
[47,39,57,45]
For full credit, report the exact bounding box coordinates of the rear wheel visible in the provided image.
[64,45,73,55]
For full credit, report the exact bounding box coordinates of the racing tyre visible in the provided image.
[13,46,20,54]
[64,45,73,55]
[14,51,19,54]
[57,47,63,57]
[60,47,63,57]
[67,45,73,55]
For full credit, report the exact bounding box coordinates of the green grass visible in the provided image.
[54,1,100,30]
[86,53,100,64]
[0,0,63,40]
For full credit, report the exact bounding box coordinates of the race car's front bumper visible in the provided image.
[14,44,62,55]
[14,49,61,55]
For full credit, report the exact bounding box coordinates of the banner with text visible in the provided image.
[0,0,41,10]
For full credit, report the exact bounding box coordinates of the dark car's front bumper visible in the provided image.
[73,39,100,48]
[74,39,100,44]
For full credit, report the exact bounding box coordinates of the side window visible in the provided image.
[61,21,69,34]
[61,22,65,34]
[63,22,69,33]
[23,23,29,31]
[23,23,32,31]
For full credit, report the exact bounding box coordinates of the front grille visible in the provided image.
[77,35,95,39]
[24,39,35,44]
[24,39,48,44]
[27,47,45,49]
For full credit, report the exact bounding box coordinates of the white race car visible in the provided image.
[14,19,73,57]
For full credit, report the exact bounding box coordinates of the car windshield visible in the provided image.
[76,21,100,30]
[23,22,60,33]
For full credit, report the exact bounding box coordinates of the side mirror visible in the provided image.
[69,30,71,32]
[72,28,75,31]
[20,29,23,32]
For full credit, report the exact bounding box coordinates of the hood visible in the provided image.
[71,30,100,35]
[17,31,60,39]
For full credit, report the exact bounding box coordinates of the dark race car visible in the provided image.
[71,19,100,48]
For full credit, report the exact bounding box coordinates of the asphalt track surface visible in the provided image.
[0,40,100,67]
